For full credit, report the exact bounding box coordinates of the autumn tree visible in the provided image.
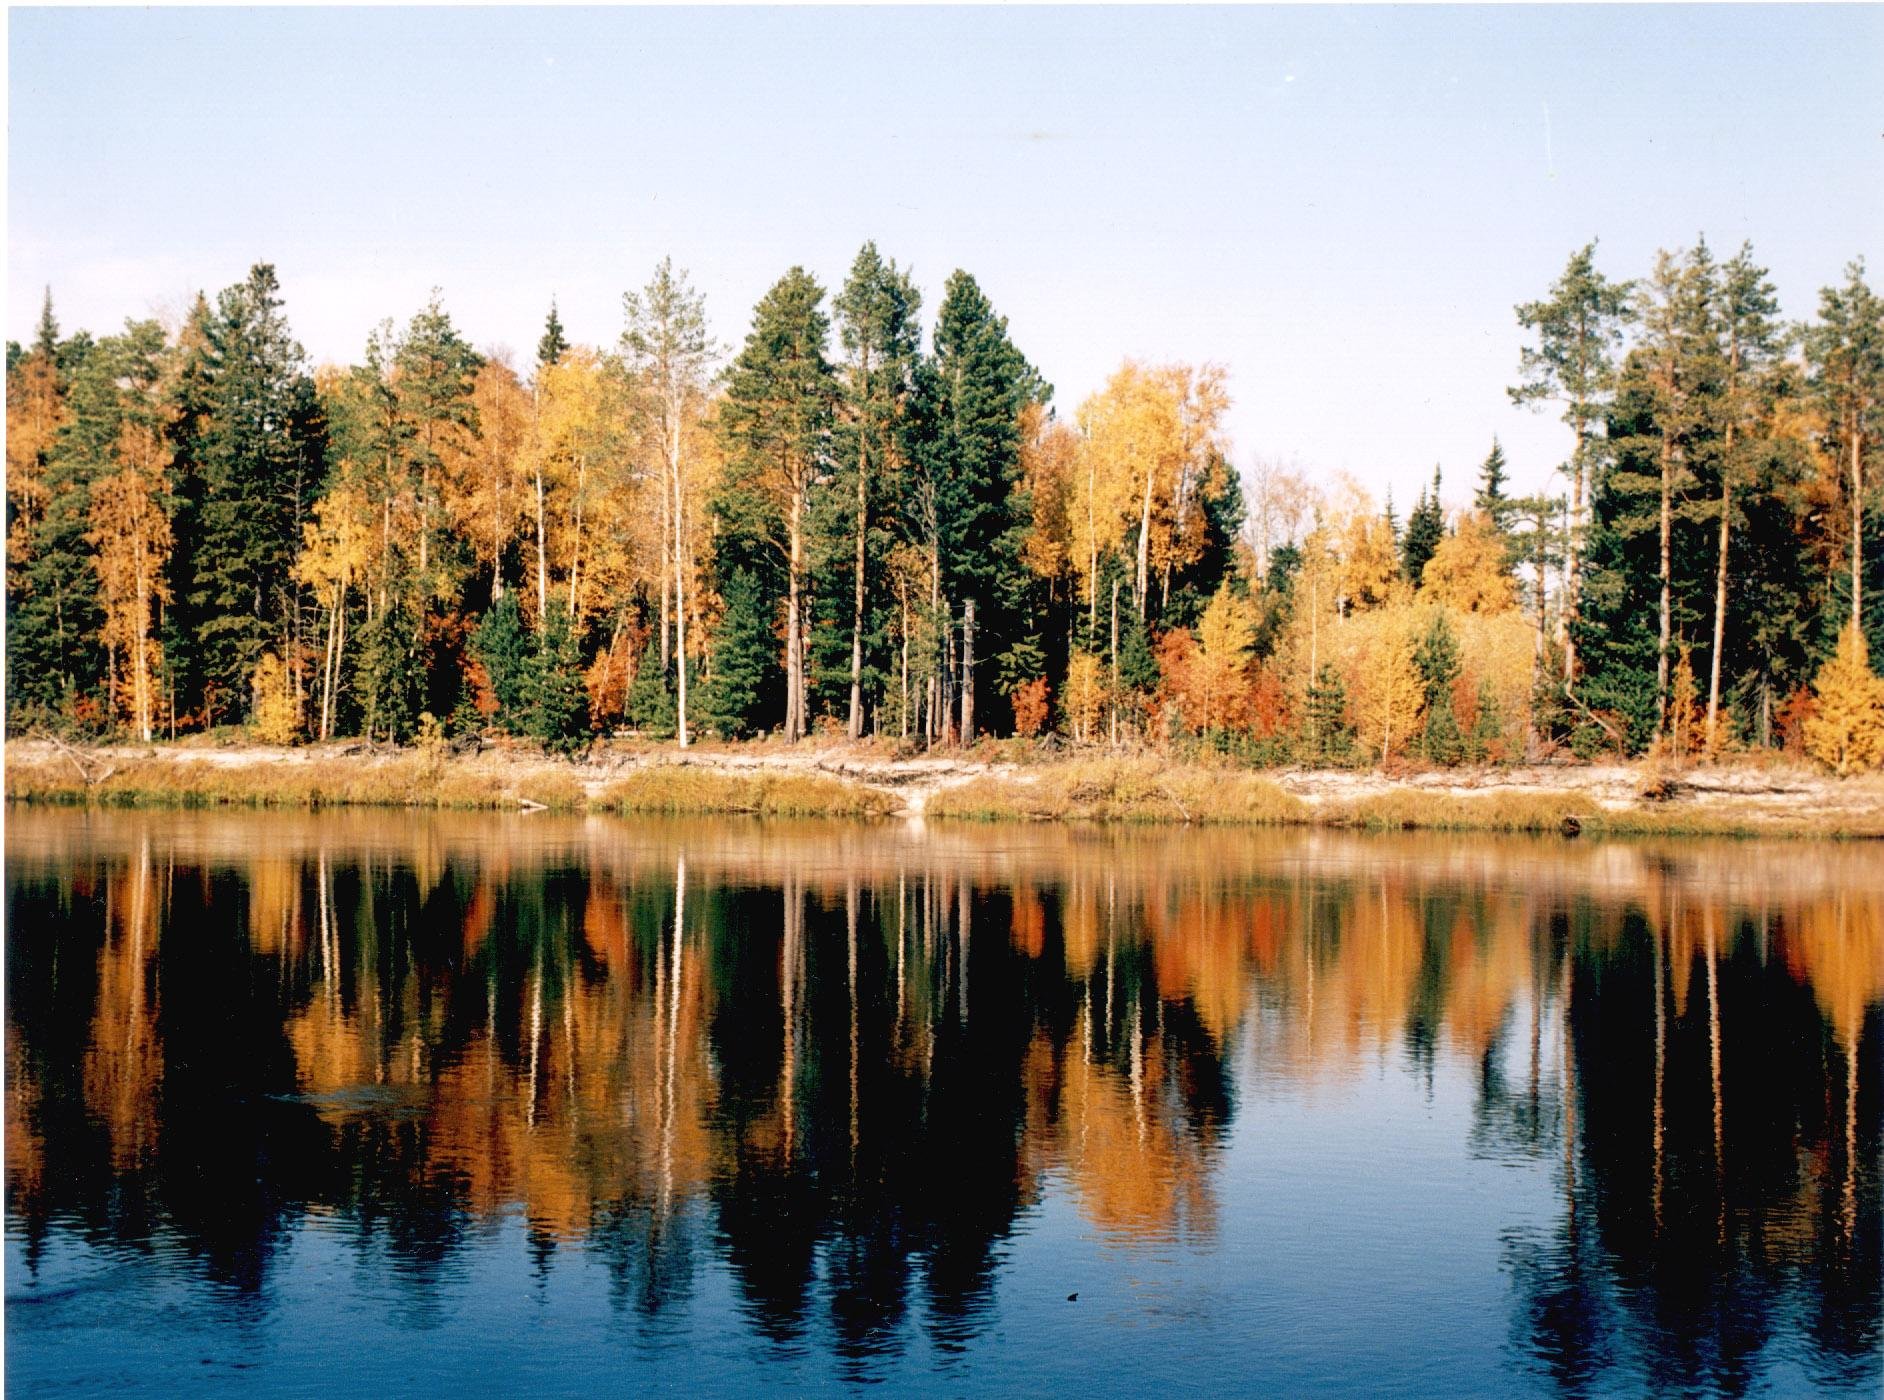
[4,292,75,720]
[1802,622,1884,774]
[450,357,532,606]
[1421,512,1518,614]
[1352,613,1424,764]
[1187,584,1258,734]
[86,322,175,742]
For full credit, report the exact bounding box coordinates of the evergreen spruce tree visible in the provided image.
[184,265,325,724]
[832,242,921,737]
[472,593,533,731]
[1467,675,1505,763]
[1304,664,1355,765]
[352,593,425,745]
[537,298,570,369]
[905,270,1046,739]
[1475,438,1509,514]
[1414,611,1464,764]
[1401,466,1445,585]
[525,603,591,755]
[700,567,778,739]
[625,637,677,739]
[716,268,839,741]
[11,330,121,717]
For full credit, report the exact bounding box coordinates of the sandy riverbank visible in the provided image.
[6,737,1882,838]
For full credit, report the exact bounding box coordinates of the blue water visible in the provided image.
[6,811,1879,1395]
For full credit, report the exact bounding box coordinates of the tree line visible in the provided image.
[6,238,1882,769]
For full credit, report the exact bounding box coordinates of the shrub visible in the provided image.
[249,653,301,746]
[1012,677,1050,738]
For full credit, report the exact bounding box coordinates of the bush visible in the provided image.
[1011,677,1050,738]
[249,653,301,745]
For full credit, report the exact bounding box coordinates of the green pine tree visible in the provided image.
[625,637,677,739]
[1415,611,1464,764]
[525,602,591,755]
[1475,437,1509,513]
[831,241,922,738]
[904,269,1047,738]
[700,567,778,739]
[1304,664,1355,765]
[181,264,326,725]
[537,298,570,369]
[472,593,533,732]
[1401,466,1445,584]
[715,267,840,741]
[1467,675,1505,763]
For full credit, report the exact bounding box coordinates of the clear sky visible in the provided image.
[9,5,1881,506]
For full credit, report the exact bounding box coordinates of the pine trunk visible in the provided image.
[849,435,868,740]
[786,491,804,742]
[1707,475,1731,747]
[1562,424,1584,686]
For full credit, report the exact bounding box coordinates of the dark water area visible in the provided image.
[4,810,1879,1396]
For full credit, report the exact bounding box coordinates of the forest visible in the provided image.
[5,240,1882,771]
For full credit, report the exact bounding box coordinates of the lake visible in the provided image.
[4,809,1879,1396]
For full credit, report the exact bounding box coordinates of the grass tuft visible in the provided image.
[600,766,899,818]
[927,757,1307,825]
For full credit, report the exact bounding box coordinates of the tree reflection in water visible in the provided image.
[5,812,1878,1392]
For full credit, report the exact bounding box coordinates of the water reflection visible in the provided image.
[6,812,1879,1393]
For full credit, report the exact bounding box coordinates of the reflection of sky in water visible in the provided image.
[6,811,1879,1396]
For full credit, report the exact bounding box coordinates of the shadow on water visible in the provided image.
[5,810,1879,1393]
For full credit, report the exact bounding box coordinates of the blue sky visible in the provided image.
[9,6,1880,506]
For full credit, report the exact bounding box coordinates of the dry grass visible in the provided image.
[7,745,1878,838]
[926,757,1307,825]
[2,754,586,813]
[599,766,900,818]
[1328,790,1591,834]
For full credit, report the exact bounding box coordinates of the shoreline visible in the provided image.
[5,738,1882,840]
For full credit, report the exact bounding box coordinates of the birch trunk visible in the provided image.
[673,415,690,749]
[1657,439,1674,732]
[959,598,975,743]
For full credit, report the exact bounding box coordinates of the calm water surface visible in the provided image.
[5,810,1879,1396]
